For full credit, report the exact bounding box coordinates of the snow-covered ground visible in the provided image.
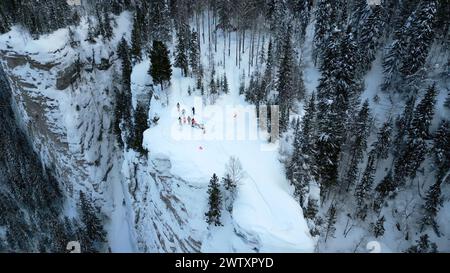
[135,27,315,251]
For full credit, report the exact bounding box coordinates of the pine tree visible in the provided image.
[300,93,317,167]
[131,14,142,62]
[115,38,133,147]
[78,191,106,253]
[205,174,222,226]
[432,120,450,179]
[357,4,386,74]
[372,119,393,162]
[393,96,415,156]
[408,84,437,140]
[222,174,235,213]
[264,40,274,83]
[222,74,229,94]
[288,0,313,43]
[217,0,232,31]
[148,0,171,43]
[0,4,11,34]
[382,1,437,91]
[276,25,295,134]
[304,198,319,220]
[189,30,200,74]
[399,1,437,77]
[372,216,386,238]
[377,171,396,199]
[355,152,376,220]
[394,84,437,184]
[344,100,371,191]
[313,0,336,64]
[420,181,443,234]
[102,8,113,41]
[132,103,148,155]
[174,27,189,76]
[287,118,310,206]
[149,40,172,89]
[324,204,337,242]
[87,17,97,43]
[113,88,125,147]
[406,234,438,253]
[315,27,361,196]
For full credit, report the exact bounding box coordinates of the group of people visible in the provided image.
[177,103,205,133]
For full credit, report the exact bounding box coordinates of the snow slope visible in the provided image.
[134,27,315,252]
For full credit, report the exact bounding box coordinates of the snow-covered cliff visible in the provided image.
[0,12,315,253]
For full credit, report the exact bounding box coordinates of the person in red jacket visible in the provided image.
[191,118,196,127]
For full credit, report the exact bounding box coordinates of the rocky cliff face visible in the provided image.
[0,66,66,252]
[0,21,209,252]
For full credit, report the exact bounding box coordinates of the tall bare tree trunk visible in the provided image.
[223,31,226,68]
[202,10,205,44]
[228,31,231,57]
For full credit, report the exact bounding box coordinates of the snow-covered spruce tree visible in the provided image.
[217,0,232,31]
[349,0,368,32]
[149,40,173,90]
[78,191,107,253]
[205,174,223,226]
[86,17,97,44]
[304,198,319,221]
[301,93,317,168]
[0,4,11,34]
[324,204,337,242]
[264,39,274,84]
[393,96,415,157]
[287,0,313,44]
[132,103,149,156]
[3,0,75,36]
[382,1,437,92]
[408,84,438,140]
[174,26,189,77]
[371,119,393,163]
[373,170,396,213]
[313,0,336,65]
[276,24,295,135]
[115,38,133,148]
[266,0,288,51]
[420,181,443,234]
[432,120,450,180]
[357,4,386,74]
[406,234,438,253]
[399,1,437,78]
[102,7,114,41]
[131,13,142,62]
[354,152,376,220]
[372,216,386,238]
[189,30,200,75]
[148,0,171,43]
[381,32,404,92]
[338,25,363,112]
[221,174,235,213]
[222,74,229,94]
[314,29,343,196]
[394,84,437,185]
[287,119,310,206]
[343,100,371,191]
[315,26,361,196]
